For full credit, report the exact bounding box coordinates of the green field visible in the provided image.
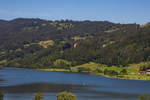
[39,62,150,80]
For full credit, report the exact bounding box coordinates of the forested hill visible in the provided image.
[0,18,150,68]
[0,18,137,49]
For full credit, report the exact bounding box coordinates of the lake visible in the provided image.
[0,67,150,100]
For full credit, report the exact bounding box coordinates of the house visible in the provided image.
[146,69,150,74]
[139,69,150,74]
[139,71,145,74]
[73,42,78,48]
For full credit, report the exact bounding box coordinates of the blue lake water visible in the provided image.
[0,67,150,100]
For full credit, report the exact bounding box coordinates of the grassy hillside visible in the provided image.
[0,18,150,75]
[40,62,150,80]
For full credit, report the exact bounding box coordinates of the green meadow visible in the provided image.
[39,61,150,80]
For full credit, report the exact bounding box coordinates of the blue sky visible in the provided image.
[0,0,150,24]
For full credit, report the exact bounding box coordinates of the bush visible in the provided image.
[77,67,84,72]
[120,69,127,75]
[139,66,147,71]
[0,92,4,100]
[53,59,72,69]
[139,93,149,100]
[34,92,43,100]
[147,64,150,69]
[77,67,92,73]
[57,91,77,100]
[104,69,118,76]
[111,70,118,75]
[96,68,103,73]
[104,69,108,75]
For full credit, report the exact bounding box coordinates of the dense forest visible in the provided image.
[0,18,150,68]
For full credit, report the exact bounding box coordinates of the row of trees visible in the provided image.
[104,69,127,76]
[140,93,150,100]
[139,64,150,71]
[0,91,77,100]
[0,91,149,100]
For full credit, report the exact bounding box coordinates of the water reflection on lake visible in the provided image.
[0,68,150,100]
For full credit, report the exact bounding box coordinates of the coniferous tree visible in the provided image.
[34,92,43,100]
[57,91,77,100]
[0,92,4,100]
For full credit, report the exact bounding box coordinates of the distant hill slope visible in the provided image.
[0,18,138,49]
[0,18,150,68]
[98,26,150,66]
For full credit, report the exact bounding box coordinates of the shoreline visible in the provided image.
[1,66,149,81]
[38,68,150,81]
[4,61,150,81]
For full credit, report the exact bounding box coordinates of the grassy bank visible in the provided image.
[38,62,150,80]
[39,68,70,72]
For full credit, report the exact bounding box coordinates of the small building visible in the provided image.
[139,71,145,74]
[146,69,150,74]
[139,69,150,74]
[73,42,78,48]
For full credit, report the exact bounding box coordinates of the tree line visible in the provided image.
[0,91,77,100]
[0,91,149,100]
